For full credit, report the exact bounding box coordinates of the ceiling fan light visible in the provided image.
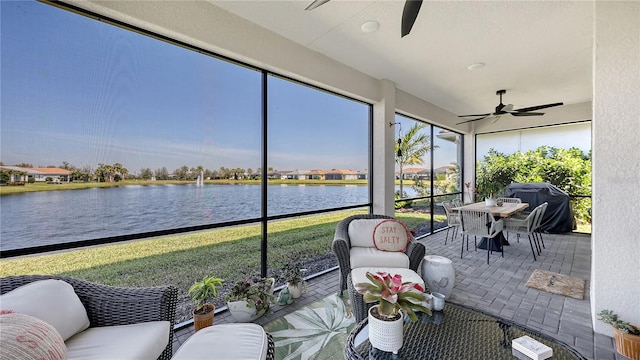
[361,21,380,33]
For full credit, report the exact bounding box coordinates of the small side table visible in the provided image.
[421,255,455,299]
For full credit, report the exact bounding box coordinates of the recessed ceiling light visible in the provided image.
[361,21,380,33]
[467,63,485,70]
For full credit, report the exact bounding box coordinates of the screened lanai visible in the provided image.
[1,1,638,359]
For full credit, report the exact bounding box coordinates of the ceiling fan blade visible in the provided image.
[511,112,545,116]
[458,113,491,118]
[490,115,502,124]
[515,102,563,113]
[401,0,423,37]
[305,0,330,11]
[456,115,489,125]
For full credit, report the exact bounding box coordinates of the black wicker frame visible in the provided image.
[266,333,276,360]
[332,214,426,295]
[0,275,179,360]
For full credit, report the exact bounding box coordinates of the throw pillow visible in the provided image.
[348,219,385,247]
[0,312,67,360]
[372,219,411,252]
[0,279,90,341]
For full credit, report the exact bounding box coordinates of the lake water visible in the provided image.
[0,184,377,251]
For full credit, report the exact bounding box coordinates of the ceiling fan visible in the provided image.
[456,90,563,125]
[305,0,423,37]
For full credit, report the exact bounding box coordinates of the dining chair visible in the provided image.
[459,209,504,264]
[532,202,549,250]
[503,205,542,261]
[441,201,461,244]
[451,198,463,208]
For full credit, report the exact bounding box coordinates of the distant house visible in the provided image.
[434,165,457,180]
[396,167,426,180]
[285,169,326,180]
[0,166,30,183]
[0,166,72,183]
[409,165,457,180]
[305,169,326,180]
[356,170,368,180]
[325,169,358,180]
[27,167,72,182]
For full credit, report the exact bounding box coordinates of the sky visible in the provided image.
[1,1,373,174]
[2,1,533,176]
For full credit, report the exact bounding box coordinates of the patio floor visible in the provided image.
[173,230,625,360]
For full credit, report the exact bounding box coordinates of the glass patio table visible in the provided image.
[345,302,586,360]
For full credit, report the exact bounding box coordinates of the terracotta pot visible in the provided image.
[193,304,215,332]
[613,327,640,360]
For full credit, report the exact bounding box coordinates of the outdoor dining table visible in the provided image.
[453,201,529,251]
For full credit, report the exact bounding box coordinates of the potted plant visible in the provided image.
[598,310,640,360]
[282,259,307,299]
[188,276,223,331]
[355,271,431,354]
[477,183,503,206]
[225,277,275,322]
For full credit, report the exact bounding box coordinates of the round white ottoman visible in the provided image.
[421,255,455,299]
[172,323,270,360]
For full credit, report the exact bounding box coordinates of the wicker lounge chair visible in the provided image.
[332,214,426,295]
[0,274,178,360]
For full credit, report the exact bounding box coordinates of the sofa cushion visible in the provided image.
[348,219,385,247]
[0,279,89,341]
[372,219,411,252]
[349,247,410,269]
[0,312,67,360]
[65,321,169,360]
[172,323,269,360]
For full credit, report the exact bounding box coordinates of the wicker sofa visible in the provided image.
[0,275,178,360]
[332,214,426,295]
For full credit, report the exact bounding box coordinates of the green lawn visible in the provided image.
[0,210,433,298]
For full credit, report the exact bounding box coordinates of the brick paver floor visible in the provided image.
[173,230,624,359]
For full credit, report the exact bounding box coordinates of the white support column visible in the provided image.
[463,131,476,204]
[372,79,397,216]
[591,1,640,335]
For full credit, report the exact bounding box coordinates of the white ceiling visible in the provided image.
[212,0,593,119]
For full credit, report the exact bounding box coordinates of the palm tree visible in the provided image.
[112,163,128,182]
[395,123,433,196]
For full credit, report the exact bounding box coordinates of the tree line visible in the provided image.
[0,161,276,183]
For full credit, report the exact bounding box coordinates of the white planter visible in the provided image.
[226,278,274,322]
[368,305,404,354]
[287,282,303,299]
[227,300,267,322]
[421,255,456,299]
[485,197,497,207]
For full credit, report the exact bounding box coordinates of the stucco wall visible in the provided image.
[591,1,640,335]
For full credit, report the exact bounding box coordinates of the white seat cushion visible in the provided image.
[65,321,169,360]
[0,279,90,341]
[350,247,410,269]
[351,267,424,288]
[172,323,269,360]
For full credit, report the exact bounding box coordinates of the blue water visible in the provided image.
[0,184,371,251]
